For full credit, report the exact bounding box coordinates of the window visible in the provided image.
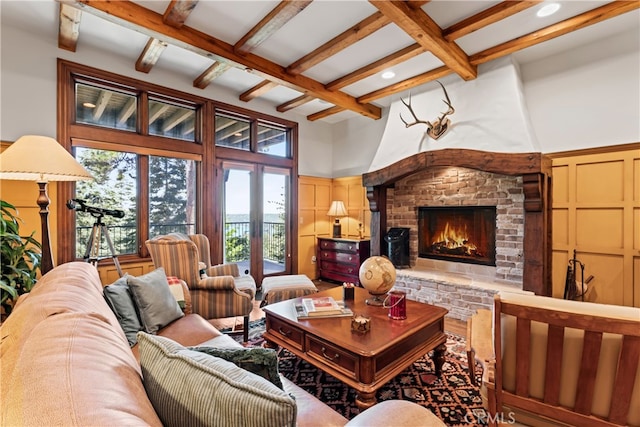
[215,113,250,151]
[75,82,137,131]
[149,155,197,236]
[257,122,288,157]
[74,147,137,258]
[59,60,297,269]
[148,97,197,142]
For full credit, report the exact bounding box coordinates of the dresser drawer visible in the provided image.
[317,270,360,285]
[319,250,358,264]
[266,317,304,350]
[318,239,361,254]
[306,335,358,379]
[318,259,358,276]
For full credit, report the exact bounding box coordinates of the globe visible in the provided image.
[359,256,396,306]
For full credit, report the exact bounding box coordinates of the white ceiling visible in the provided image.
[2,1,639,124]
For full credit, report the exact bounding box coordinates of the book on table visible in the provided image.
[295,297,353,319]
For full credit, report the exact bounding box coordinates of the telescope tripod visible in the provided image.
[83,214,123,277]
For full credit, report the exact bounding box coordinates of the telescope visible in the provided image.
[66,198,125,219]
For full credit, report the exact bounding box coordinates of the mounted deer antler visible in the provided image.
[399,81,455,140]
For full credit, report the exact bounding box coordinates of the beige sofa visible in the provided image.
[1,262,444,426]
[479,291,640,427]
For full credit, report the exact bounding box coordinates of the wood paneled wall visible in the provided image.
[551,145,639,307]
[297,175,370,279]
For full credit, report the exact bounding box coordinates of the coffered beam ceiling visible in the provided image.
[59,0,639,122]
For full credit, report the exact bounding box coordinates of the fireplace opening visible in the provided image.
[418,206,496,266]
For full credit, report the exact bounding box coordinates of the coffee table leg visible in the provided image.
[433,343,447,376]
[355,391,377,409]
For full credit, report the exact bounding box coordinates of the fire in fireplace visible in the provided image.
[418,206,496,266]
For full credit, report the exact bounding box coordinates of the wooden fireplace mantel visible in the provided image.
[362,149,552,296]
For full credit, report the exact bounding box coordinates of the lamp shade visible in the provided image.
[0,135,93,182]
[327,200,347,217]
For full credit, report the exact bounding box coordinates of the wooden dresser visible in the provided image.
[317,237,370,285]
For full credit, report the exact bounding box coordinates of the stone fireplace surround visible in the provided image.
[362,149,552,320]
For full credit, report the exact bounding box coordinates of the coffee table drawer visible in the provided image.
[306,335,358,378]
[268,317,304,350]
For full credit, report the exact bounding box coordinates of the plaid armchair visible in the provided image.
[145,233,256,342]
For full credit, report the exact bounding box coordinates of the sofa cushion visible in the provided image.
[189,346,284,389]
[138,333,297,427]
[103,275,143,346]
[128,268,184,334]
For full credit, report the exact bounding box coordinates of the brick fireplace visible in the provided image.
[389,167,523,283]
[363,149,552,298]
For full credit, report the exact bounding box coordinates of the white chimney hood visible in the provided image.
[368,57,540,172]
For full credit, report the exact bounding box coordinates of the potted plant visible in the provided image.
[1,200,41,317]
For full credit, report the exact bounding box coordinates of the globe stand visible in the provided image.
[365,293,386,306]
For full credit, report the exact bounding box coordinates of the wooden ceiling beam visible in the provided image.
[357,66,451,104]
[443,1,542,41]
[64,0,381,119]
[307,106,345,122]
[370,0,476,81]
[193,61,231,89]
[163,0,199,28]
[58,3,82,52]
[234,0,313,55]
[470,0,640,66]
[135,38,168,73]
[326,43,426,91]
[276,95,315,112]
[136,1,198,74]
[240,81,279,102]
[287,11,391,75]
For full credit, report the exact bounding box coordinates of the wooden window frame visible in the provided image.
[57,59,299,270]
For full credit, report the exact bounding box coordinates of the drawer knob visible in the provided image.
[278,327,292,337]
[321,347,340,361]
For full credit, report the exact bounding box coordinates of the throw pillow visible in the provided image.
[137,333,296,427]
[103,275,143,346]
[127,268,184,334]
[165,276,186,310]
[188,346,283,389]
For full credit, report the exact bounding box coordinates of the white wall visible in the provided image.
[521,29,640,153]
[0,7,333,176]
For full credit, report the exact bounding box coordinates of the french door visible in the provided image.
[221,161,291,285]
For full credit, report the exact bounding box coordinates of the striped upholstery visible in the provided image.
[261,275,318,306]
[138,333,296,427]
[145,234,255,325]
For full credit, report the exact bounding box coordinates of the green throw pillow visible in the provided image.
[127,268,184,334]
[103,275,143,346]
[189,346,283,390]
[137,333,296,427]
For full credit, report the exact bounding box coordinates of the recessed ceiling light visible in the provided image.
[381,70,395,80]
[83,102,96,108]
[234,132,242,137]
[537,3,560,17]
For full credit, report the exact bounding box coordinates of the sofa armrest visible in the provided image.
[346,401,445,426]
[193,276,236,291]
[208,263,240,277]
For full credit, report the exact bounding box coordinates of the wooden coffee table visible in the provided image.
[262,287,448,409]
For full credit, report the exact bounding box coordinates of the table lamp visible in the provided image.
[327,200,347,238]
[0,135,93,274]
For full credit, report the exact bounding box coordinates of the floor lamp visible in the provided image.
[0,135,93,274]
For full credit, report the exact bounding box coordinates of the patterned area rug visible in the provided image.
[228,318,488,426]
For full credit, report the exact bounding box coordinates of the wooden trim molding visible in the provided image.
[362,149,552,296]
